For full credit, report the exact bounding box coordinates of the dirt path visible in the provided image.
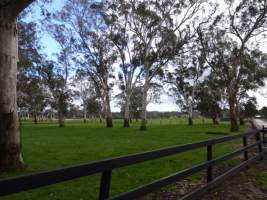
[201,159,267,200]
[254,119,267,129]
[141,158,267,200]
[141,132,267,200]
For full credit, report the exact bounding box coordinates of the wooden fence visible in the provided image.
[0,129,264,200]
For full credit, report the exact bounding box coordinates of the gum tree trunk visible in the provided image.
[188,85,196,126]
[239,117,245,125]
[33,112,37,124]
[188,116,193,126]
[188,103,193,126]
[58,110,65,127]
[135,116,139,122]
[212,116,219,125]
[103,92,113,128]
[0,17,24,170]
[123,95,130,128]
[229,95,239,132]
[99,114,103,123]
[83,104,87,123]
[58,97,65,127]
[140,82,148,131]
[0,0,36,171]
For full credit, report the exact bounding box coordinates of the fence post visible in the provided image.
[263,126,266,147]
[99,170,112,200]
[242,136,248,161]
[256,130,263,160]
[207,144,213,183]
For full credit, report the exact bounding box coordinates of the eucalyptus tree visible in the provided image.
[166,53,205,126]
[227,0,267,55]
[0,0,38,170]
[118,80,162,121]
[80,31,117,128]
[239,97,258,124]
[17,19,46,123]
[106,1,144,128]
[48,0,117,128]
[44,47,72,127]
[86,97,102,121]
[17,20,42,75]
[227,0,267,126]
[259,106,267,118]
[43,2,88,127]
[196,79,222,125]
[116,63,142,127]
[129,87,143,122]
[199,31,267,131]
[18,76,49,124]
[116,0,209,130]
[72,70,96,123]
[198,0,267,131]
[41,61,72,127]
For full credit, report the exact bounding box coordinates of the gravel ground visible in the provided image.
[139,152,267,200]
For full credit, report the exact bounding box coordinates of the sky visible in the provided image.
[25,0,267,112]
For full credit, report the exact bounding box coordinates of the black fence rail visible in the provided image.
[0,130,264,200]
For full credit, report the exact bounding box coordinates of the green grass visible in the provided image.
[1,119,246,200]
[248,166,267,191]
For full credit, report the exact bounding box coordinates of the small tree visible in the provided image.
[239,97,258,124]
[196,81,222,125]
[18,76,48,124]
[129,87,143,122]
[167,50,205,126]
[86,98,102,121]
[72,71,96,123]
[259,107,267,118]
[41,61,71,127]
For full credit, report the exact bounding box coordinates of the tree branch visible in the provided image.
[12,0,36,18]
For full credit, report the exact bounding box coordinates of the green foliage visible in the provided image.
[86,98,102,117]
[196,82,222,120]
[41,61,72,116]
[197,0,267,131]
[17,19,48,119]
[240,97,258,119]
[259,106,267,118]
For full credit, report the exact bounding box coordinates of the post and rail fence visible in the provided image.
[0,129,265,200]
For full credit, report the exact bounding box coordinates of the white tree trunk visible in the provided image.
[0,17,24,170]
[140,69,149,130]
[189,82,197,126]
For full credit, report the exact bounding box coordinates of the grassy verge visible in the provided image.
[1,119,246,200]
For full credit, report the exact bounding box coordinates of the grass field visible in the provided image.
[0,119,248,200]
